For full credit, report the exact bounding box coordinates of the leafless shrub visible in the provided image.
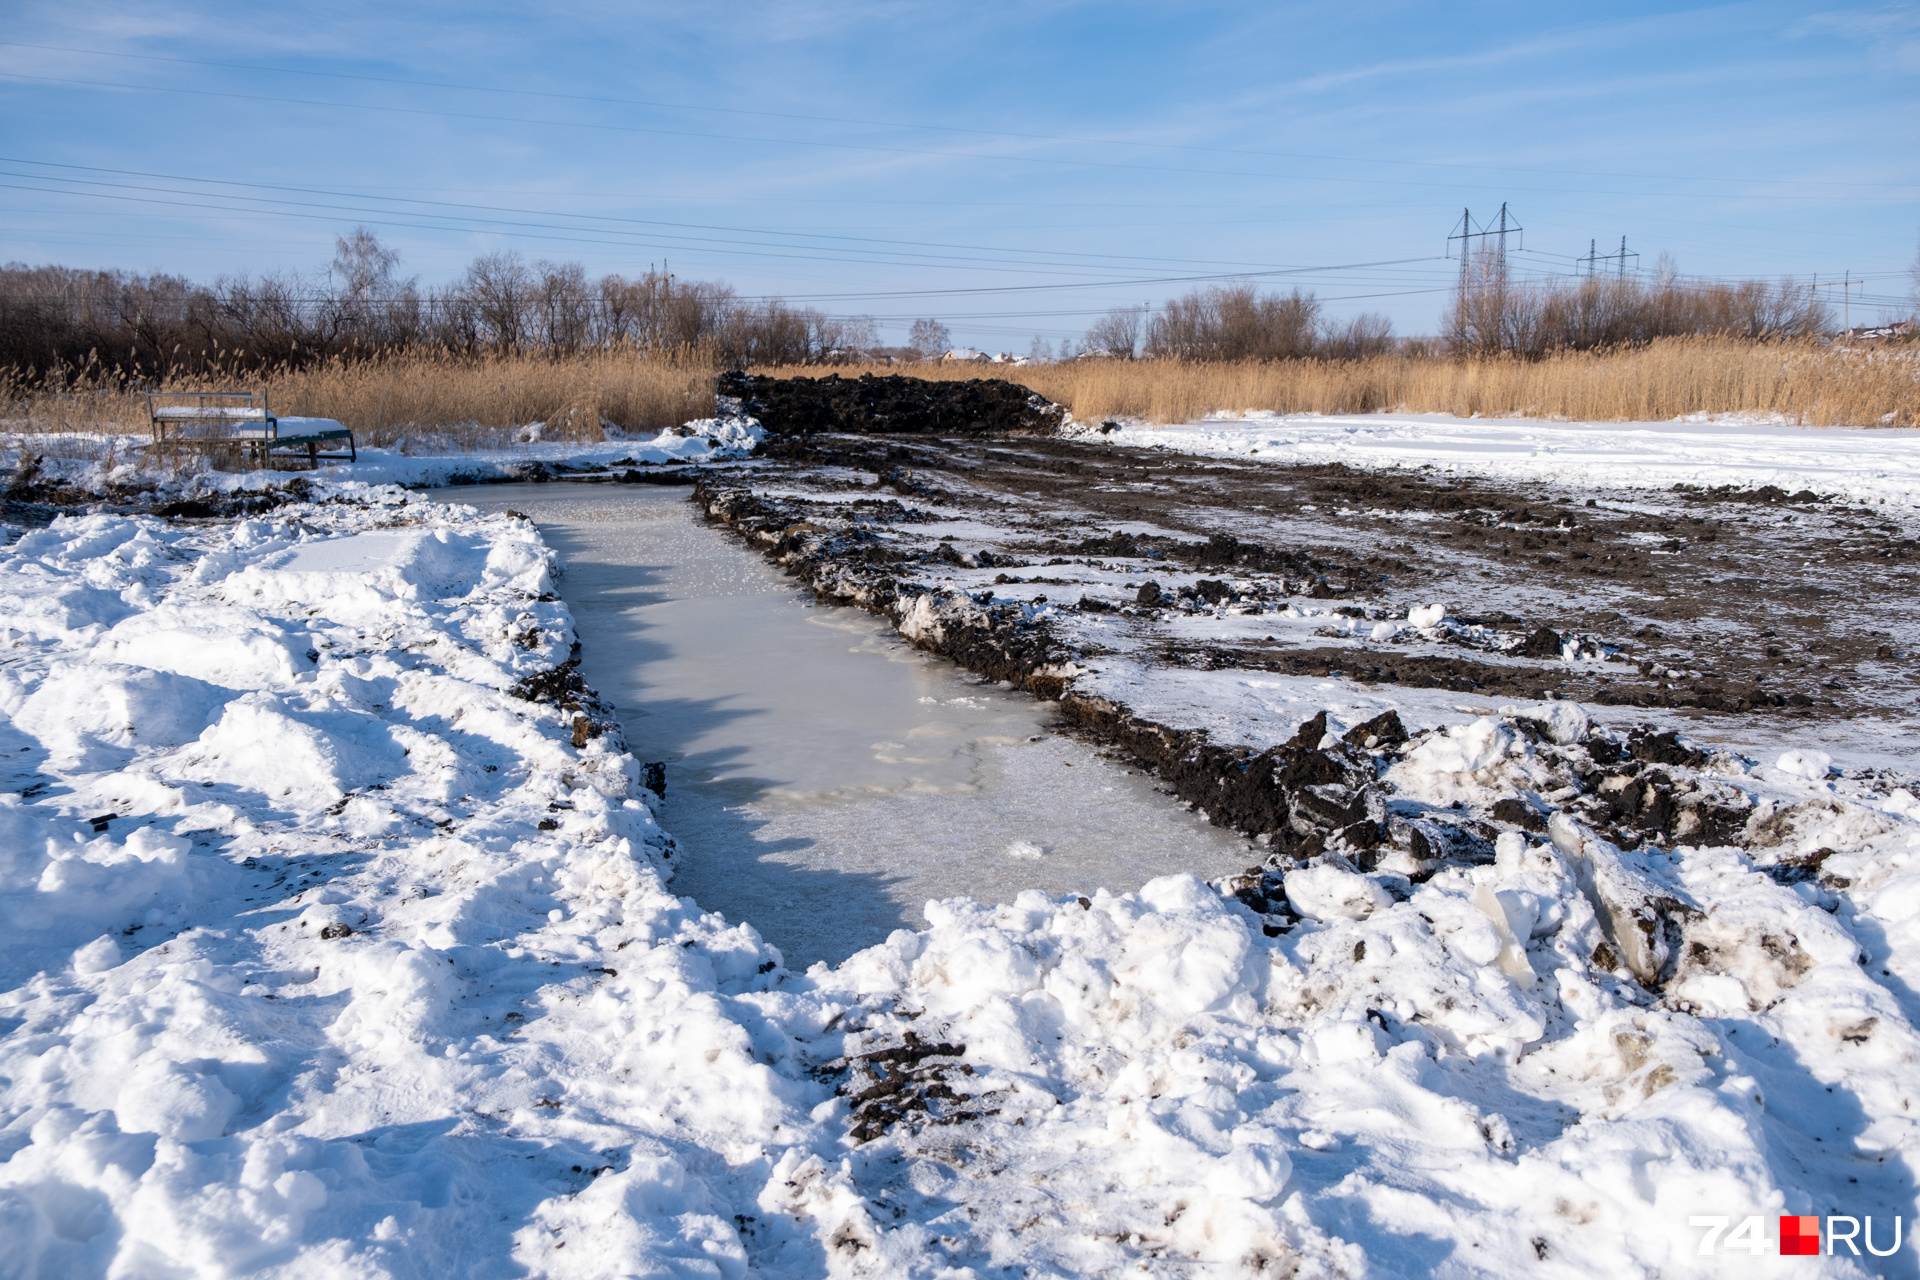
[1449,248,1831,356]
[1146,286,1322,361]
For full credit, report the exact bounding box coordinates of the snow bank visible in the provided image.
[1074,412,1920,506]
[0,490,814,1276]
[5,482,1919,1276]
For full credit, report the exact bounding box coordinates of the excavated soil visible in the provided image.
[685,426,1920,887]
[718,371,1067,437]
[729,431,1920,720]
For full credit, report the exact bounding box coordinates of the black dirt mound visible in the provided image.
[717,371,1067,437]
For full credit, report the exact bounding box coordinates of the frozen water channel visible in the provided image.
[463,482,1256,968]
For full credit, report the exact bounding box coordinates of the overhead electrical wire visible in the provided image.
[0,157,1348,275]
[0,160,1455,300]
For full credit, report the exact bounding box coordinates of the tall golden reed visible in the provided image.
[759,337,1919,429]
[5,336,1915,444]
[1,346,721,447]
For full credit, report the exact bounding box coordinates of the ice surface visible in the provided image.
[464,484,1257,968]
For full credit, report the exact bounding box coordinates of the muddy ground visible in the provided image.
[676,428,1920,891]
[731,431,1920,723]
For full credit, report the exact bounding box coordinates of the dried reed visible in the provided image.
[1,347,720,448]
[5,339,1914,454]
[759,337,1920,429]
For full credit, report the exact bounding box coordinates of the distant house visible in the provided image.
[1839,319,1915,343]
[941,348,1030,365]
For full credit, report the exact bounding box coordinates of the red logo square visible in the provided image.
[1781,1216,1820,1256]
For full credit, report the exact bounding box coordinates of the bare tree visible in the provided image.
[1146,286,1320,360]
[907,318,951,361]
[1319,312,1395,360]
[462,252,533,352]
[814,313,877,361]
[1450,247,1830,356]
[1026,335,1052,363]
[329,228,404,342]
[1084,305,1144,358]
[1448,248,1525,356]
[532,260,593,353]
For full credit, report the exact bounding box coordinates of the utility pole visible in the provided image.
[1579,237,1639,279]
[1818,273,1863,333]
[1452,207,1473,294]
[1448,204,1524,268]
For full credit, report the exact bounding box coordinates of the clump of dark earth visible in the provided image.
[717,371,1067,437]
[833,1031,978,1143]
[1627,727,1709,767]
[1518,626,1565,658]
[2,456,313,527]
[511,658,590,706]
[1192,578,1233,604]
[1343,709,1407,748]
[511,658,621,753]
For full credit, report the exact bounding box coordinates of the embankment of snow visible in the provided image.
[0,489,824,1276]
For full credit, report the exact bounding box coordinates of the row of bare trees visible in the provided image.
[1447,250,1833,355]
[2,228,1881,387]
[0,230,880,383]
[1083,287,1396,361]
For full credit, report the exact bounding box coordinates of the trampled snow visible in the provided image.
[2,448,1919,1274]
[1074,412,1920,507]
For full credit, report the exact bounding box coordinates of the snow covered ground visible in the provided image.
[0,484,1340,1277]
[3,413,1920,1274]
[1076,412,1920,508]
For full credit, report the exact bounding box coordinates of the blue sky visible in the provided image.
[2,1,1917,345]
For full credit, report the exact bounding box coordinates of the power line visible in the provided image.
[0,160,1452,301]
[0,157,1332,276]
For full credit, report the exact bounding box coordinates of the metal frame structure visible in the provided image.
[146,391,355,468]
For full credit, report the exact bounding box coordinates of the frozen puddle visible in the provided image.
[464,482,1255,967]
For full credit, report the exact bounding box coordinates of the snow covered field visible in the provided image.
[3,411,1920,1275]
[1079,412,1920,508]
